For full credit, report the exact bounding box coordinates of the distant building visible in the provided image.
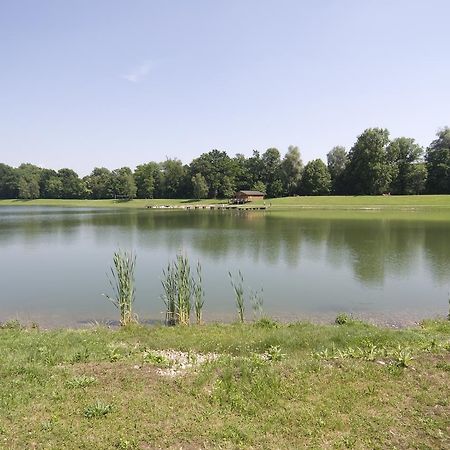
[234,190,265,203]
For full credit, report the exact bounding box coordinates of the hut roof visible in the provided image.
[236,190,265,196]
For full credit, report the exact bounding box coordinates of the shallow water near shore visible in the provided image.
[1,206,449,327]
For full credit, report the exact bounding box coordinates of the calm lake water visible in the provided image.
[1,206,449,327]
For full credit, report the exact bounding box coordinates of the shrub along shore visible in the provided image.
[1,194,450,210]
[0,318,448,449]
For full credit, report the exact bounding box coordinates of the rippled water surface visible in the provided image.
[1,206,449,326]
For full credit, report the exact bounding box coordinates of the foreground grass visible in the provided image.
[1,194,450,210]
[0,319,449,449]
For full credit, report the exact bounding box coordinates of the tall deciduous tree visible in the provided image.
[111,167,137,199]
[17,163,41,199]
[345,128,393,195]
[386,137,425,194]
[40,169,61,198]
[0,163,19,198]
[134,162,161,199]
[281,145,303,196]
[245,150,264,189]
[190,150,234,198]
[300,159,331,195]
[232,153,252,190]
[58,168,86,199]
[261,148,282,197]
[161,158,185,198]
[191,173,209,199]
[327,146,348,194]
[84,167,113,199]
[426,127,450,194]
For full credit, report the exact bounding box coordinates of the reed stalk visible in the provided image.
[193,261,205,325]
[250,288,264,319]
[176,253,191,325]
[161,253,204,326]
[161,262,177,325]
[229,270,245,323]
[104,250,137,326]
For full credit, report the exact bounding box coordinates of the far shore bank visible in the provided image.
[1,194,450,211]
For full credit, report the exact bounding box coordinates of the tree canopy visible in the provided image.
[1,126,449,199]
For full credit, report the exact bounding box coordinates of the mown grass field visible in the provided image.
[1,195,450,210]
[0,319,449,449]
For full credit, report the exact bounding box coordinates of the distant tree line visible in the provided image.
[1,127,449,200]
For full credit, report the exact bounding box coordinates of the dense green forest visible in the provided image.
[1,127,449,199]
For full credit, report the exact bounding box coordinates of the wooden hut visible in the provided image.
[234,190,265,203]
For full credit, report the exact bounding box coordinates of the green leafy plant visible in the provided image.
[263,345,285,362]
[84,400,113,419]
[393,346,414,368]
[104,250,137,326]
[66,375,97,389]
[335,313,351,325]
[142,350,170,367]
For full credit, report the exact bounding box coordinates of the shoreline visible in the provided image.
[1,194,450,211]
[2,309,447,331]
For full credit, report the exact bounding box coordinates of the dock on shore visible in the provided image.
[145,204,268,211]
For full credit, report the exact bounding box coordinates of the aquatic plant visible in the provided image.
[104,250,137,326]
[193,261,205,325]
[161,253,204,325]
[250,288,264,319]
[161,260,177,325]
[229,270,245,323]
[176,253,192,325]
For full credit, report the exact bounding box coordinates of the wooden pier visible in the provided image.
[146,204,267,211]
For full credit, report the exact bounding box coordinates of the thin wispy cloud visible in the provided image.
[121,61,153,83]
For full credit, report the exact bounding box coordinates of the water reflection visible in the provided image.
[1,207,450,326]
[1,208,449,287]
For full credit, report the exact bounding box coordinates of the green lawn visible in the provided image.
[0,319,449,449]
[261,194,450,210]
[1,195,449,211]
[0,198,220,208]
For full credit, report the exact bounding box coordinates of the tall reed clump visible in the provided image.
[229,270,245,323]
[193,262,205,325]
[161,253,204,326]
[104,250,137,326]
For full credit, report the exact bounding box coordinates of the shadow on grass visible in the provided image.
[180,199,202,203]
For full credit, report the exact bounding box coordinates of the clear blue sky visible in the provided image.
[1,0,449,175]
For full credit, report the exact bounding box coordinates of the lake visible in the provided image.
[1,206,449,327]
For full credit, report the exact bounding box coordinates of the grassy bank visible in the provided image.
[0,319,449,449]
[1,194,450,210]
